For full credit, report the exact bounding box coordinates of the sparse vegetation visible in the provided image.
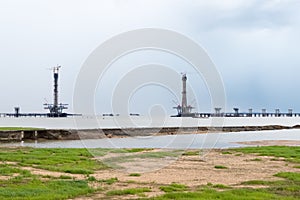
[89,148,153,157]
[98,177,118,185]
[222,151,233,155]
[212,184,232,189]
[87,176,97,181]
[0,170,95,200]
[0,164,24,176]
[146,188,289,200]
[275,172,300,182]
[124,148,154,153]
[240,172,300,198]
[242,180,273,186]
[102,150,182,168]
[0,147,107,174]
[129,173,141,177]
[233,146,300,163]
[182,150,200,156]
[0,127,43,131]
[106,188,151,196]
[148,172,300,199]
[0,148,102,199]
[214,165,228,169]
[132,151,183,159]
[0,146,299,199]
[59,175,72,180]
[159,183,188,193]
[202,183,232,190]
[0,180,94,200]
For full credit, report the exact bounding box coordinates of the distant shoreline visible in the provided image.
[1,125,299,142]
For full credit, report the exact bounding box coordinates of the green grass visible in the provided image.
[182,150,200,156]
[159,183,188,193]
[0,148,100,199]
[148,173,300,200]
[123,148,154,153]
[222,151,233,155]
[87,176,97,181]
[0,166,95,200]
[0,179,94,200]
[41,175,53,179]
[98,177,118,185]
[106,188,151,196]
[0,148,108,174]
[0,127,43,131]
[242,180,274,186]
[214,165,228,169]
[233,146,300,163]
[59,175,73,180]
[212,184,232,189]
[146,188,292,200]
[275,172,300,182]
[272,172,300,197]
[0,146,299,199]
[0,164,24,176]
[204,183,232,190]
[129,173,141,177]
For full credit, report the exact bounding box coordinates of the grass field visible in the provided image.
[0,146,299,199]
[233,146,300,163]
[0,127,43,131]
[0,148,107,174]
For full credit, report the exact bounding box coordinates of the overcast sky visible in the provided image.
[1,0,300,115]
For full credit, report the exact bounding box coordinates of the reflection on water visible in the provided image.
[1,129,299,149]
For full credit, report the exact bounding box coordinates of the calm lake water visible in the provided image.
[1,116,300,129]
[1,129,299,149]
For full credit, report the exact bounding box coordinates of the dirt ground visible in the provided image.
[73,144,300,199]
[1,141,299,200]
[236,140,300,146]
[93,148,299,187]
[74,140,300,199]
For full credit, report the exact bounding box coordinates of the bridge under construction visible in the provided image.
[0,71,299,118]
[0,66,78,118]
[172,74,300,118]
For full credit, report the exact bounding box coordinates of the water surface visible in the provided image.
[1,129,299,149]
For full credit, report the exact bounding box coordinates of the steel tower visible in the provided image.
[44,66,68,117]
[173,74,194,117]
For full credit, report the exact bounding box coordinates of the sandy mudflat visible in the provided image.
[92,148,299,186]
[71,148,300,199]
[236,140,300,146]
[1,148,296,199]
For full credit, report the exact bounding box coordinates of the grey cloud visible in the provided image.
[184,0,300,31]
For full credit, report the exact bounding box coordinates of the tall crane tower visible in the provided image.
[173,73,194,117]
[44,66,68,117]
